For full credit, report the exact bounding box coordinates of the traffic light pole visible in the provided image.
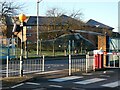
[20,23,23,77]
[18,13,27,77]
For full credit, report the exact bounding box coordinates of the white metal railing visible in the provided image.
[69,54,94,75]
[86,55,94,72]
[6,55,44,77]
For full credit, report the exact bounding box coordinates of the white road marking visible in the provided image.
[25,82,40,85]
[49,76,83,82]
[11,83,24,88]
[74,78,106,85]
[82,73,93,75]
[49,85,63,88]
[101,81,120,88]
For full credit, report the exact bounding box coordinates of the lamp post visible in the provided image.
[37,0,42,56]
[40,39,42,55]
[19,13,26,77]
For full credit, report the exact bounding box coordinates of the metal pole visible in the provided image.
[7,39,10,57]
[36,0,42,56]
[20,23,23,77]
[37,0,39,56]
[6,56,9,77]
[20,56,23,77]
[40,39,42,56]
[23,26,27,59]
[16,37,19,59]
[25,39,28,59]
[72,40,74,55]
[86,54,88,73]
[69,40,71,55]
[42,55,44,72]
[69,54,71,76]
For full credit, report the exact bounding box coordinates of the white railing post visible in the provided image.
[69,54,71,76]
[42,55,45,72]
[69,40,71,55]
[86,54,88,73]
[6,56,9,77]
[20,56,23,77]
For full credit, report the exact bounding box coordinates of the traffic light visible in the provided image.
[12,23,27,42]
[12,23,22,35]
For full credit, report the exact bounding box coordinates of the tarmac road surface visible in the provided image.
[2,68,120,90]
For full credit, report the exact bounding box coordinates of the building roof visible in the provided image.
[4,14,79,26]
[26,14,83,26]
[86,19,114,30]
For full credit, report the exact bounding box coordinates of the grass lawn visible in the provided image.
[15,49,66,58]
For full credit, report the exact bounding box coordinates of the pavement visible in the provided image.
[1,68,120,90]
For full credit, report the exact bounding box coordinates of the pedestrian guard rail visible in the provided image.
[4,53,119,77]
[68,52,120,76]
[69,54,94,75]
[5,56,44,77]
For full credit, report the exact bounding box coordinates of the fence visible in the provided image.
[69,54,94,75]
[6,56,44,77]
[68,52,120,76]
[4,55,94,77]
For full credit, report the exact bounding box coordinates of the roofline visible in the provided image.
[87,19,114,30]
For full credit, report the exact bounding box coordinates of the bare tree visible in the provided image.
[0,1,24,37]
[66,9,84,30]
[69,9,83,20]
[46,7,66,30]
[44,7,86,41]
[46,7,65,17]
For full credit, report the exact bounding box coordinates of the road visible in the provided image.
[3,68,120,90]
